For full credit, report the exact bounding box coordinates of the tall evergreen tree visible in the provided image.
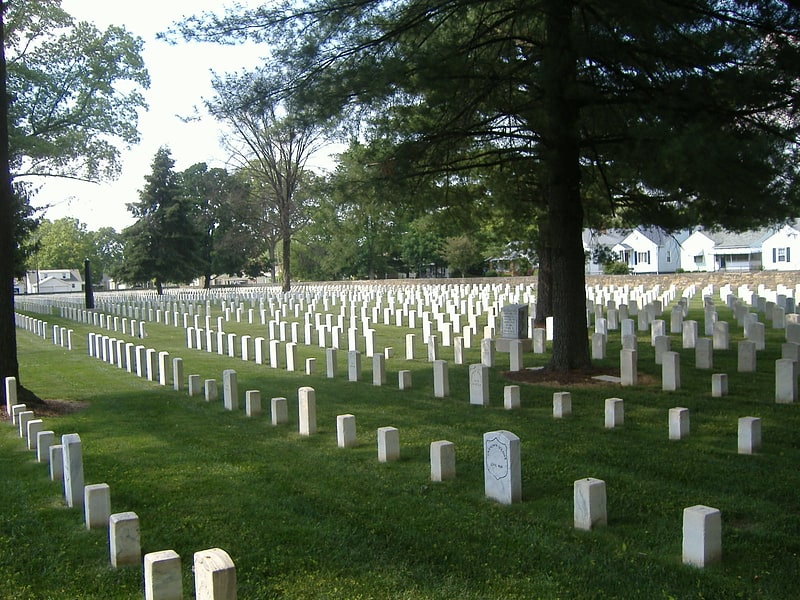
[117,147,203,294]
[177,0,800,370]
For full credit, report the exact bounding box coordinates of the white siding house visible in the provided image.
[679,229,716,272]
[24,269,83,294]
[709,230,770,272]
[613,227,683,274]
[762,223,800,271]
[582,229,627,274]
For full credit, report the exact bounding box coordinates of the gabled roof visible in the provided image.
[631,226,691,246]
[582,229,628,248]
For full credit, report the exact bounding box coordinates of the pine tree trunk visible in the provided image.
[543,0,590,371]
[535,217,553,327]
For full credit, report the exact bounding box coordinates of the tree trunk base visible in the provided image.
[16,385,44,407]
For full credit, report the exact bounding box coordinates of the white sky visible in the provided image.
[30,0,338,232]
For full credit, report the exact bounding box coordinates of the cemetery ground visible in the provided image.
[2,289,800,599]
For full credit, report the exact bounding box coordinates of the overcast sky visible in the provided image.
[31,0,335,232]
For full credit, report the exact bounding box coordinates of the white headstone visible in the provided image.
[573,477,607,531]
[738,417,761,455]
[62,433,84,508]
[398,370,412,390]
[483,430,521,505]
[669,407,690,440]
[173,358,184,392]
[433,360,449,398]
[204,379,218,402]
[337,414,357,448]
[711,373,728,397]
[50,444,64,481]
[245,390,262,417]
[84,483,111,530]
[109,511,141,568]
[372,353,386,386]
[144,549,182,600]
[605,398,624,428]
[271,397,288,426]
[222,370,238,410]
[469,364,489,406]
[504,385,520,410]
[775,358,798,403]
[737,341,757,373]
[194,548,236,600]
[662,351,681,391]
[430,440,455,481]
[298,387,317,436]
[620,349,637,387]
[682,505,722,568]
[377,426,400,462]
[553,391,572,418]
[326,348,337,379]
[37,430,54,463]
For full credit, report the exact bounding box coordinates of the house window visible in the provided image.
[635,251,650,264]
[774,247,791,263]
[666,250,671,263]
[694,254,705,266]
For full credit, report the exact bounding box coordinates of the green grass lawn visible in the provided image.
[3,289,800,599]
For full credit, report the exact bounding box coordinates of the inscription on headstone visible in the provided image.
[500,304,528,339]
[483,430,521,504]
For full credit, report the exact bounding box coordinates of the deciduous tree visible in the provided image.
[1,0,147,401]
[179,163,252,288]
[207,69,328,291]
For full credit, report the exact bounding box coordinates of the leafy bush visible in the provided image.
[603,261,631,275]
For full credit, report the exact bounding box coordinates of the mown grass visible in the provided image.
[2,290,800,599]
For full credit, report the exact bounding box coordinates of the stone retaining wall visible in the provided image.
[351,271,800,291]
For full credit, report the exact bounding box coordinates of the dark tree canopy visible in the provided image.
[116,147,203,294]
[179,162,254,288]
[175,0,800,370]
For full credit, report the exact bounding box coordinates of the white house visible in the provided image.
[679,229,716,272]
[613,227,684,274]
[761,222,800,271]
[678,228,771,272]
[582,229,627,274]
[710,230,770,272]
[24,269,84,294]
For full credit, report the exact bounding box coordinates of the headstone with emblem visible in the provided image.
[483,430,521,504]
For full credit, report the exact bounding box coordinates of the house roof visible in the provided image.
[707,228,772,251]
[582,229,628,248]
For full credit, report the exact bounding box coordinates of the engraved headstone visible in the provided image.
[483,430,521,504]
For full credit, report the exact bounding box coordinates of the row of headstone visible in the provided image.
[14,313,49,339]
[3,375,238,600]
[20,282,550,369]
[86,332,176,387]
[14,314,74,350]
[57,307,148,338]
